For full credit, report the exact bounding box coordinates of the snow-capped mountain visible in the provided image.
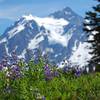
[0,7,91,67]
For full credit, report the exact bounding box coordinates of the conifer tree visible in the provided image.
[83,0,100,66]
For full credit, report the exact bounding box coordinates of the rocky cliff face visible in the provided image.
[0,7,91,67]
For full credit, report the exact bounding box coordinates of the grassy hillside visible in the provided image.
[0,56,100,100]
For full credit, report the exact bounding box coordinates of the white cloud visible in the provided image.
[0,6,23,19]
[0,2,66,20]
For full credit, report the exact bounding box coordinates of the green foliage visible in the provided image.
[0,59,100,100]
[95,65,100,72]
[83,0,100,66]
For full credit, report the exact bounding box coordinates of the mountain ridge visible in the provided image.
[0,7,91,67]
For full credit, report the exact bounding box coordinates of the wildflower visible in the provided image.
[63,66,69,73]
[33,49,40,64]
[7,65,21,80]
[10,51,19,64]
[53,70,59,77]
[1,58,8,67]
[0,62,3,70]
[75,67,81,77]
[34,57,39,64]
[44,64,52,80]
[42,96,46,100]
[44,65,51,74]
[12,65,21,79]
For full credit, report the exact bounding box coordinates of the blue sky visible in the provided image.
[0,0,97,34]
[0,0,97,19]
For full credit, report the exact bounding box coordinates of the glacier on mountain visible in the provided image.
[0,7,92,67]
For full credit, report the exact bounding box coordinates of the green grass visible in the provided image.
[30,72,100,100]
[0,60,100,100]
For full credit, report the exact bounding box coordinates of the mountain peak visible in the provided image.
[63,7,73,12]
[49,6,83,25]
[0,7,88,67]
[22,15,69,27]
[22,14,35,21]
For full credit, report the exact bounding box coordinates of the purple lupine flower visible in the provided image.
[11,51,18,64]
[12,65,21,79]
[75,68,81,77]
[1,56,10,71]
[45,67,51,75]
[33,49,40,64]
[43,53,49,64]
[44,64,50,71]
[53,70,59,77]
[42,96,46,100]
[7,65,21,80]
[34,57,39,64]
[2,58,8,67]
[44,64,52,80]
[0,62,3,70]
[11,65,20,72]
[63,66,69,73]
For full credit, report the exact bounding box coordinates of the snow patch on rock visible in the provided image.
[69,42,92,67]
[8,25,24,39]
[0,38,7,44]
